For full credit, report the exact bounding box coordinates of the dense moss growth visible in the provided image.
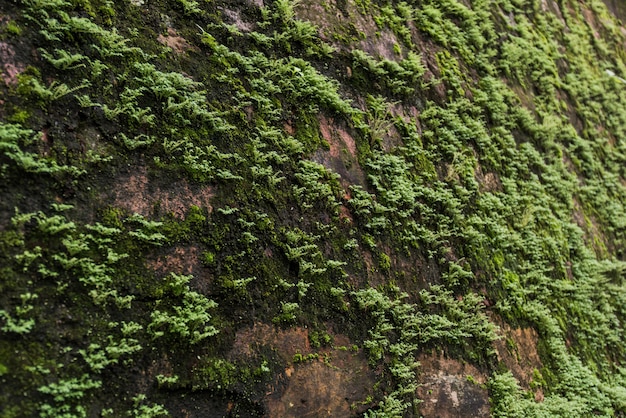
[3,0,626,416]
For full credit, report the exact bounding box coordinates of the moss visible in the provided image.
[3,20,22,36]
[5,108,30,124]
[308,328,333,348]
[3,0,626,415]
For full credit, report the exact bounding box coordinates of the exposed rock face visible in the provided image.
[266,360,371,417]
[417,353,490,418]
[111,165,214,219]
[603,0,626,22]
[157,28,197,54]
[493,320,543,391]
[231,324,376,416]
[0,40,24,86]
[313,114,365,187]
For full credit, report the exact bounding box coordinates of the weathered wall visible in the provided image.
[2,0,626,416]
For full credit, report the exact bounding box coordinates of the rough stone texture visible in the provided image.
[266,359,371,417]
[475,164,502,193]
[148,245,201,277]
[492,316,544,401]
[603,0,626,23]
[157,27,197,54]
[111,166,214,219]
[221,7,255,32]
[145,245,215,293]
[231,324,375,416]
[572,197,611,258]
[417,353,490,418]
[231,323,311,361]
[313,114,365,188]
[295,0,415,72]
[0,40,24,86]
[246,0,264,8]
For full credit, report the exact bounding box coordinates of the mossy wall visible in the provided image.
[2,0,626,416]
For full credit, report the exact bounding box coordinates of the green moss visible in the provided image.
[3,20,22,36]
[5,105,27,123]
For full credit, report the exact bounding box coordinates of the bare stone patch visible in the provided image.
[319,114,356,158]
[360,29,402,61]
[147,245,201,277]
[540,0,566,25]
[603,0,626,22]
[390,102,421,126]
[475,164,502,193]
[410,35,447,100]
[491,317,543,395]
[338,202,353,225]
[230,323,311,361]
[508,80,536,113]
[266,359,373,417]
[296,0,402,61]
[112,166,214,219]
[146,244,215,293]
[0,41,25,86]
[221,8,254,32]
[312,114,365,187]
[230,323,375,416]
[581,6,601,39]
[417,352,490,417]
[157,27,196,54]
[141,353,175,393]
